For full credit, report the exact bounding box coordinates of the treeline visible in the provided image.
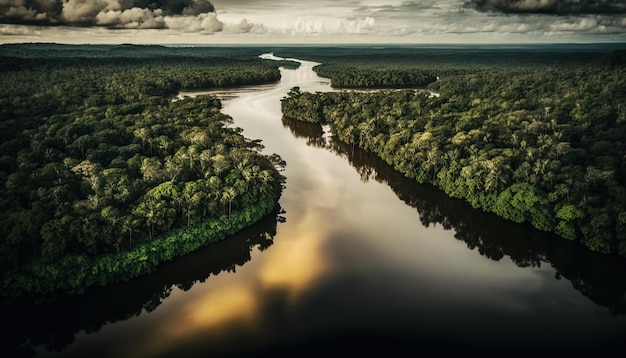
[314,64,437,88]
[2,200,278,300]
[1,56,281,98]
[0,45,286,297]
[295,45,622,89]
[281,52,626,257]
[282,44,621,70]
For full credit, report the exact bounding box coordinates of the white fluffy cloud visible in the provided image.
[165,12,222,33]
[223,18,266,34]
[551,17,599,32]
[341,17,375,34]
[96,7,166,29]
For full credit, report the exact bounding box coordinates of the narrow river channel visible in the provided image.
[3,55,626,357]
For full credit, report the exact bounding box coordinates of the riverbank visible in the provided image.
[280,55,626,258]
[0,45,288,302]
[1,197,279,302]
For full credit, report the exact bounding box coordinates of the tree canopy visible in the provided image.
[281,47,626,257]
[0,44,286,298]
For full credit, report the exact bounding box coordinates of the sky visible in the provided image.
[0,0,625,44]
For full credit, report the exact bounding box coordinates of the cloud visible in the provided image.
[550,17,598,32]
[468,0,626,14]
[274,16,378,36]
[96,7,166,29]
[179,0,214,15]
[341,16,375,34]
[0,0,216,28]
[549,16,626,33]
[0,0,60,24]
[165,11,222,32]
[223,18,267,34]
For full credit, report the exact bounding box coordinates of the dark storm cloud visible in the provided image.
[0,0,215,28]
[468,0,626,14]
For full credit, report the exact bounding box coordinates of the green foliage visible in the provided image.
[1,198,277,300]
[0,44,286,295]
[314,64,437,88]
[281,47,626,257]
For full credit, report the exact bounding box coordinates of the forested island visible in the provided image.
[281,46,626,258]
[0,44,287,300]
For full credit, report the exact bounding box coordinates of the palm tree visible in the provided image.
[221,187,237,219]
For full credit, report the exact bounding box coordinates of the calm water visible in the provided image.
[2,56,626,358]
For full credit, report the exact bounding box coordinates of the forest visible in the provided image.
[281,46,626,258]
[0,44,287,299]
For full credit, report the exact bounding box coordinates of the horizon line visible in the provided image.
[2,41,625,47]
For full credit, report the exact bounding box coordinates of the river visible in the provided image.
[2,56,626,357]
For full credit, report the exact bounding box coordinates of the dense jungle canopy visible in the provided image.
[0,44,287,298]
[281,45,626,257]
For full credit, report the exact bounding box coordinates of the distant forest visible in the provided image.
[281,45,626,258]
[0,44,287,298]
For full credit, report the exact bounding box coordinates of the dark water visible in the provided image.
[2,56,626,358]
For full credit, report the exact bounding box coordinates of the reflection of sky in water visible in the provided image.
[38,54,626,357]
